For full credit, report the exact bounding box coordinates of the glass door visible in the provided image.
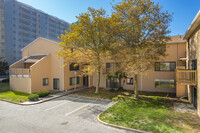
[53,78,59,90]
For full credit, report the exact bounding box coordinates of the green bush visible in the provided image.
[28,94,39,101]
[109,88,115,92]
[36,91,50,97]
[2,78,9,83]
[118,87,124,91]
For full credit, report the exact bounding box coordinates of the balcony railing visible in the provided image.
[10,68,30,77]
[176,70,197,85]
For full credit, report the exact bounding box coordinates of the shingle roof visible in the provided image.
[23,55,47,63]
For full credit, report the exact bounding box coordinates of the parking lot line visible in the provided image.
[45,97,80,111]
[64,99,99,116]
[64,102,91,116]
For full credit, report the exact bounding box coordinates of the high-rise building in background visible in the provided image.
[1,0,69,64]
[0,0,5,61]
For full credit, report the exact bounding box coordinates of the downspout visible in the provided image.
[186,39,191,102]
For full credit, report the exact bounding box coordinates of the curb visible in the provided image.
[97,114,148,133]
[0,98,24,105]
[97,103,149,133]
[0,87,86,106]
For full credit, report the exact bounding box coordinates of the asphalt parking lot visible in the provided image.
[0,95,130,133]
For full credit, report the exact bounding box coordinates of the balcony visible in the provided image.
[10,68,30,78]
[176,70,197,85]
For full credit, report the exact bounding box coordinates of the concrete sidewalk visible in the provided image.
[21,87,86,105]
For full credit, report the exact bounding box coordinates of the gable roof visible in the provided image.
[21,37,59,51]
[22,54,48,63]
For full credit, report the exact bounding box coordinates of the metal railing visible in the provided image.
[176,70,197,85]
[10,68,30,77]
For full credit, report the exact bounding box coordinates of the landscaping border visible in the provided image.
[97,113,148,133]
[97,104,149,133]
[0,87,86,105]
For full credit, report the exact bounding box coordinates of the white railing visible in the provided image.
[176,70,197,85]
[10,68,30,77]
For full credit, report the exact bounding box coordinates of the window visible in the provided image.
[127,78,133,85]
[106,63,119,73]
[71,48,75,53]
[106,63,112,68]
[155,79,175,89]
[70,77,79,85]
[70,63,79,71]
[155,62,176,71]
[191,60,197,70]
[43,78,48,86]
[106,78,120,88]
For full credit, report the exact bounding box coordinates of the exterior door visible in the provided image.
[106,78,120,88]
[83,76,88,87]
[193,87,197,109]
[53,78,59,90]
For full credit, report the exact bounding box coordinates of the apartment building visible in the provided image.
[182,10,200,117]
[93,35,187,97]
[10,36,187,96]
[10,38,93,93]
[0,0,5,61]
[1,0,69,64]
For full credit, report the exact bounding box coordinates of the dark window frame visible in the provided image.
[70,63,79,71]
[155,79,175,89]
[155,62,176,71]
[70,77,80,85]
[126,78,133,85]
[43,78,49,86]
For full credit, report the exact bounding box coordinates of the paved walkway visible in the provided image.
[173,102,196,114]
[22,87,86,105]
[0,95,130,133]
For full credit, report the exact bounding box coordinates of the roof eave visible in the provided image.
[184,10,200,40]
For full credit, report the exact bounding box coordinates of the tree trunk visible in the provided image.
[134,74,138,98]
[95,69,100,93]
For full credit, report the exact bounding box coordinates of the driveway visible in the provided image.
[0,95,130,133]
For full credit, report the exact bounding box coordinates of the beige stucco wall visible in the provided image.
[63,64,84,90]
[176,84,187,97]
[22,38,65,92]
[10,76,31,94]
[188,27,200,117]
[92,42,186,94]
[30,54,51,93]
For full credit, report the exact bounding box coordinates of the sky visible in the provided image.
[17,0,200,36]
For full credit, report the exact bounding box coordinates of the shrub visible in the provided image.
[118,87,124,91]
[2,78,9,83]
[109,88,115,92]
[36,91,50,97]
[28,94,39,101]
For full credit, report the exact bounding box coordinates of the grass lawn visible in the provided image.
[99,95,200,133]
[0,83,30,103]
[69,87,133,99]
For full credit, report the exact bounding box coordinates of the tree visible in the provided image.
[111,0,172,98]
[57,8,118,93]
[0,59,8,76]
